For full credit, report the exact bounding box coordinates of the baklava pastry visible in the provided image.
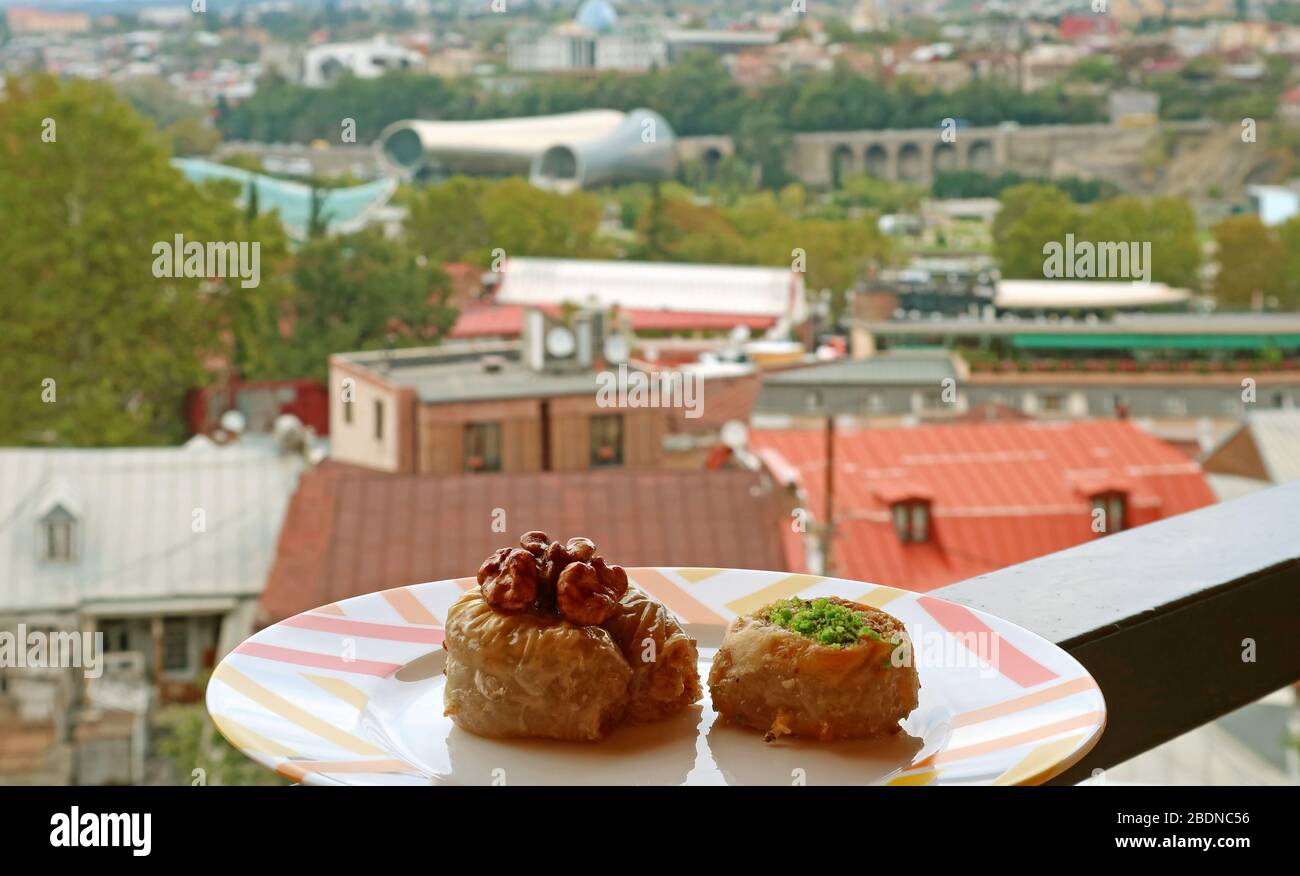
[443,533,701,741]
[443,587,632,741]
[708,596,919,742]
[601,585,703,724]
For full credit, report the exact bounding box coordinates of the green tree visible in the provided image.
[0,74,291,446]
[1211,215,1284,309]
[255,229,455,381]
[993,184,1084,279]
[164,115,221,156]
[404,176,608,265]
[1083,196,1202,289]
[1277,216,1300,309]
[733,106,791,190]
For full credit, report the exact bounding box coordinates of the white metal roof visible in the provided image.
[0,445,303,615]
[497,257,807,323]
[995,280,1191,310]
[387,110,627,161]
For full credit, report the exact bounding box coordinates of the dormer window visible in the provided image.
[1091,491,1126,535]
[892,500,931,543]
[42,505,76,562]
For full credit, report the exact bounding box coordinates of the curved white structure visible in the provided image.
[378,108,676,190]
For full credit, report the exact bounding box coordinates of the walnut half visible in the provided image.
[477,547,538,612]
[556,555,629,625]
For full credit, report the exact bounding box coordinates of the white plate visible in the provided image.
[207,568,1106,785]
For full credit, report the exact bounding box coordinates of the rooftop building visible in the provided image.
[750,419,1215,590]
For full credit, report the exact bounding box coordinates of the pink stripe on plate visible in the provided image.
[917,596,1058,689]
[234,641,402,677]
[286,613,444,644]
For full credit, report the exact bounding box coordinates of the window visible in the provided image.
[463,422,502,473]
[41,505,76,563]
[1091,491,1126,535]
[1040,394,1065,414]
[344,398,354,425]
[100,619,130,653]
[374,399,384,441]
[589,414,624,468]
[892,501,931,543]
[804,390,824,412]
[162,617,190,674]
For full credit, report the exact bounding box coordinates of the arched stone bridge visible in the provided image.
[790,127,1007,186]
[676,122,1218,189]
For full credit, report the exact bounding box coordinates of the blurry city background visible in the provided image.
[1,0,1298,785]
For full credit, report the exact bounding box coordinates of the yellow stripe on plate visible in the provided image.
[211,711,300,759]
[726,574,825,617]
[855,586,909,609]
[993,735,1087,786]
[887,770,938,786]
[675,568,725,584]
[212,663,388,757]
[302,673,370,711]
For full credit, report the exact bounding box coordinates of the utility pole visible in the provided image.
[822,413,835,577]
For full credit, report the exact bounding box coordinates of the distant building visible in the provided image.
[506,3,775,73]
[0,443,306,783]
[1109,90,1161,127]
[1280,86,1300,126]
[300,37,423,87]
[4,7,91,35]
[1247,183,1300,227]
[751,419,1215,587]
[1202,409,1300,487]
[328,310,670,475]
[1060,14,1121,43]
[378,109,676,190]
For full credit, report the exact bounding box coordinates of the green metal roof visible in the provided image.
[1011,333,1300,351]
[173,159,395,241]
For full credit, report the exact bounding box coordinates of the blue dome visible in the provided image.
[576,0,618,34]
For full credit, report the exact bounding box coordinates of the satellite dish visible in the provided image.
[603,334,630,365]
[273,414,307,454]
[545,326,576,358]
[219,410,246,435]
[720,420,749,451]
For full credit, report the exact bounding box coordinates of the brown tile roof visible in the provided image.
[259,467,792,625]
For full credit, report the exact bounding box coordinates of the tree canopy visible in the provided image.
[0,74,291,446]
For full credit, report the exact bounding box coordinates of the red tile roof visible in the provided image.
[751,420,1215,592]
[259,467,792,625]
